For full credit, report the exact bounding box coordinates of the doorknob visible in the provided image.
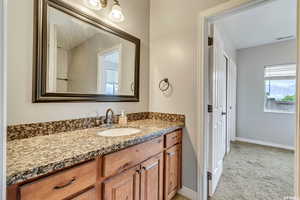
[221,112,227,115]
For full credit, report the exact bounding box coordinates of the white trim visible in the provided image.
[47,23,58,92]
[264,110,295,114]
[295,0,300,197]
[228,59,237,142]
[224,51,231,154]
[177,186,197,200]
[0,0,7,199]
[196,0,300,200]
[235,137,294,151]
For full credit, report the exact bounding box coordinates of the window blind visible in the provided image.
[264,64,296,78]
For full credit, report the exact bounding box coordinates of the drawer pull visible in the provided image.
[119,162,131,172]
[142,162,158,170]
[167,152,175,156]
[53,177,76,190]
[172,136,177,139]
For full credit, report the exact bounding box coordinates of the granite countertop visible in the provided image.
[7,119,184,185]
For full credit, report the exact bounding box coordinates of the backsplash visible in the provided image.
[7,112,185,141]
[148,112,185,122]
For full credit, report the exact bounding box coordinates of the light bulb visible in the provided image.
[85,0,102,10]
[109,3,125,22]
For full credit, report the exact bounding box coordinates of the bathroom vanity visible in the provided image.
[6,0,184,199]
[7,117,184,200]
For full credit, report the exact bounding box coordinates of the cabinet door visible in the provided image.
[102,165,140,200]
[70,188,96,200]
[140,153,164,200]
[164,144,182,200]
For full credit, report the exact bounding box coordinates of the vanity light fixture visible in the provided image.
[85,0,125,22]
[84,0,102,10]
[109,0,125,22]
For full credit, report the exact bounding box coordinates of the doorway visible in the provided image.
[209,0,296,199]
[196,0,300,199]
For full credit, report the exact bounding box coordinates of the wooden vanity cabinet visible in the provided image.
[164,144,182,200]
[102,165,141,200]
[164,129,182,200]
[101,136,164,178]
[70,187,96,200]
[140,153,164,200]
[102,153,164,200]
[7,129,182,200]
[19,161,97,200]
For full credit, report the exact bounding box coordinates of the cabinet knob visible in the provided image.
[167,152,175,156]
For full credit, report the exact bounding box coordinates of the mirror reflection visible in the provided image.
[46,6,136,96]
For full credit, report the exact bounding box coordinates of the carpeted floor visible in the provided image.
[211,142,294,200]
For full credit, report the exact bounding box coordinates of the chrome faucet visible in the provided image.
[105,108,114,125]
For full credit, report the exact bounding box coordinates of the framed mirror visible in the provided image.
[33,0,140,102]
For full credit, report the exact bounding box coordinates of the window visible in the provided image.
[97,45,122,95]
[264,64,296,113]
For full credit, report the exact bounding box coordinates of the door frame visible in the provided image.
[228,58,237,142]
[195,0,300,199]
[0,0,7,199]
[223,52,230,154]
[223,52,237,153]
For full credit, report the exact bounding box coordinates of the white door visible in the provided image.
[227,60,237,150]
[208,26,227,196]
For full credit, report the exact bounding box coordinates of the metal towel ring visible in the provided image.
[159,78,170,92]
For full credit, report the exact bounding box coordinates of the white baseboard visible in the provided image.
[235,137,294,151]
[178,186,197,200]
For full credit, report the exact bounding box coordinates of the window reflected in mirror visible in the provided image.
[47,6,135,96]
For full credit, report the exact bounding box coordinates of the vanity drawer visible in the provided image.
[102,136,164,177]
[71,187,96,200]
[20,161,96,200]
[165,130,182,148]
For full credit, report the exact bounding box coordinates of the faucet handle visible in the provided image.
[95,116,104,126]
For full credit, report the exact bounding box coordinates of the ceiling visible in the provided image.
[215,0,297,50]
[49,7,98,50]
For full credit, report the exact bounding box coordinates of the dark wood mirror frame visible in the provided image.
[33,0,140,103]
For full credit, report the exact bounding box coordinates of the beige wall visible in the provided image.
[149,0,228,191]
[7,0,233,192]
[7,0,149,125]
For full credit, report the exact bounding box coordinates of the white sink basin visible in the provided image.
[97,128,141,137]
